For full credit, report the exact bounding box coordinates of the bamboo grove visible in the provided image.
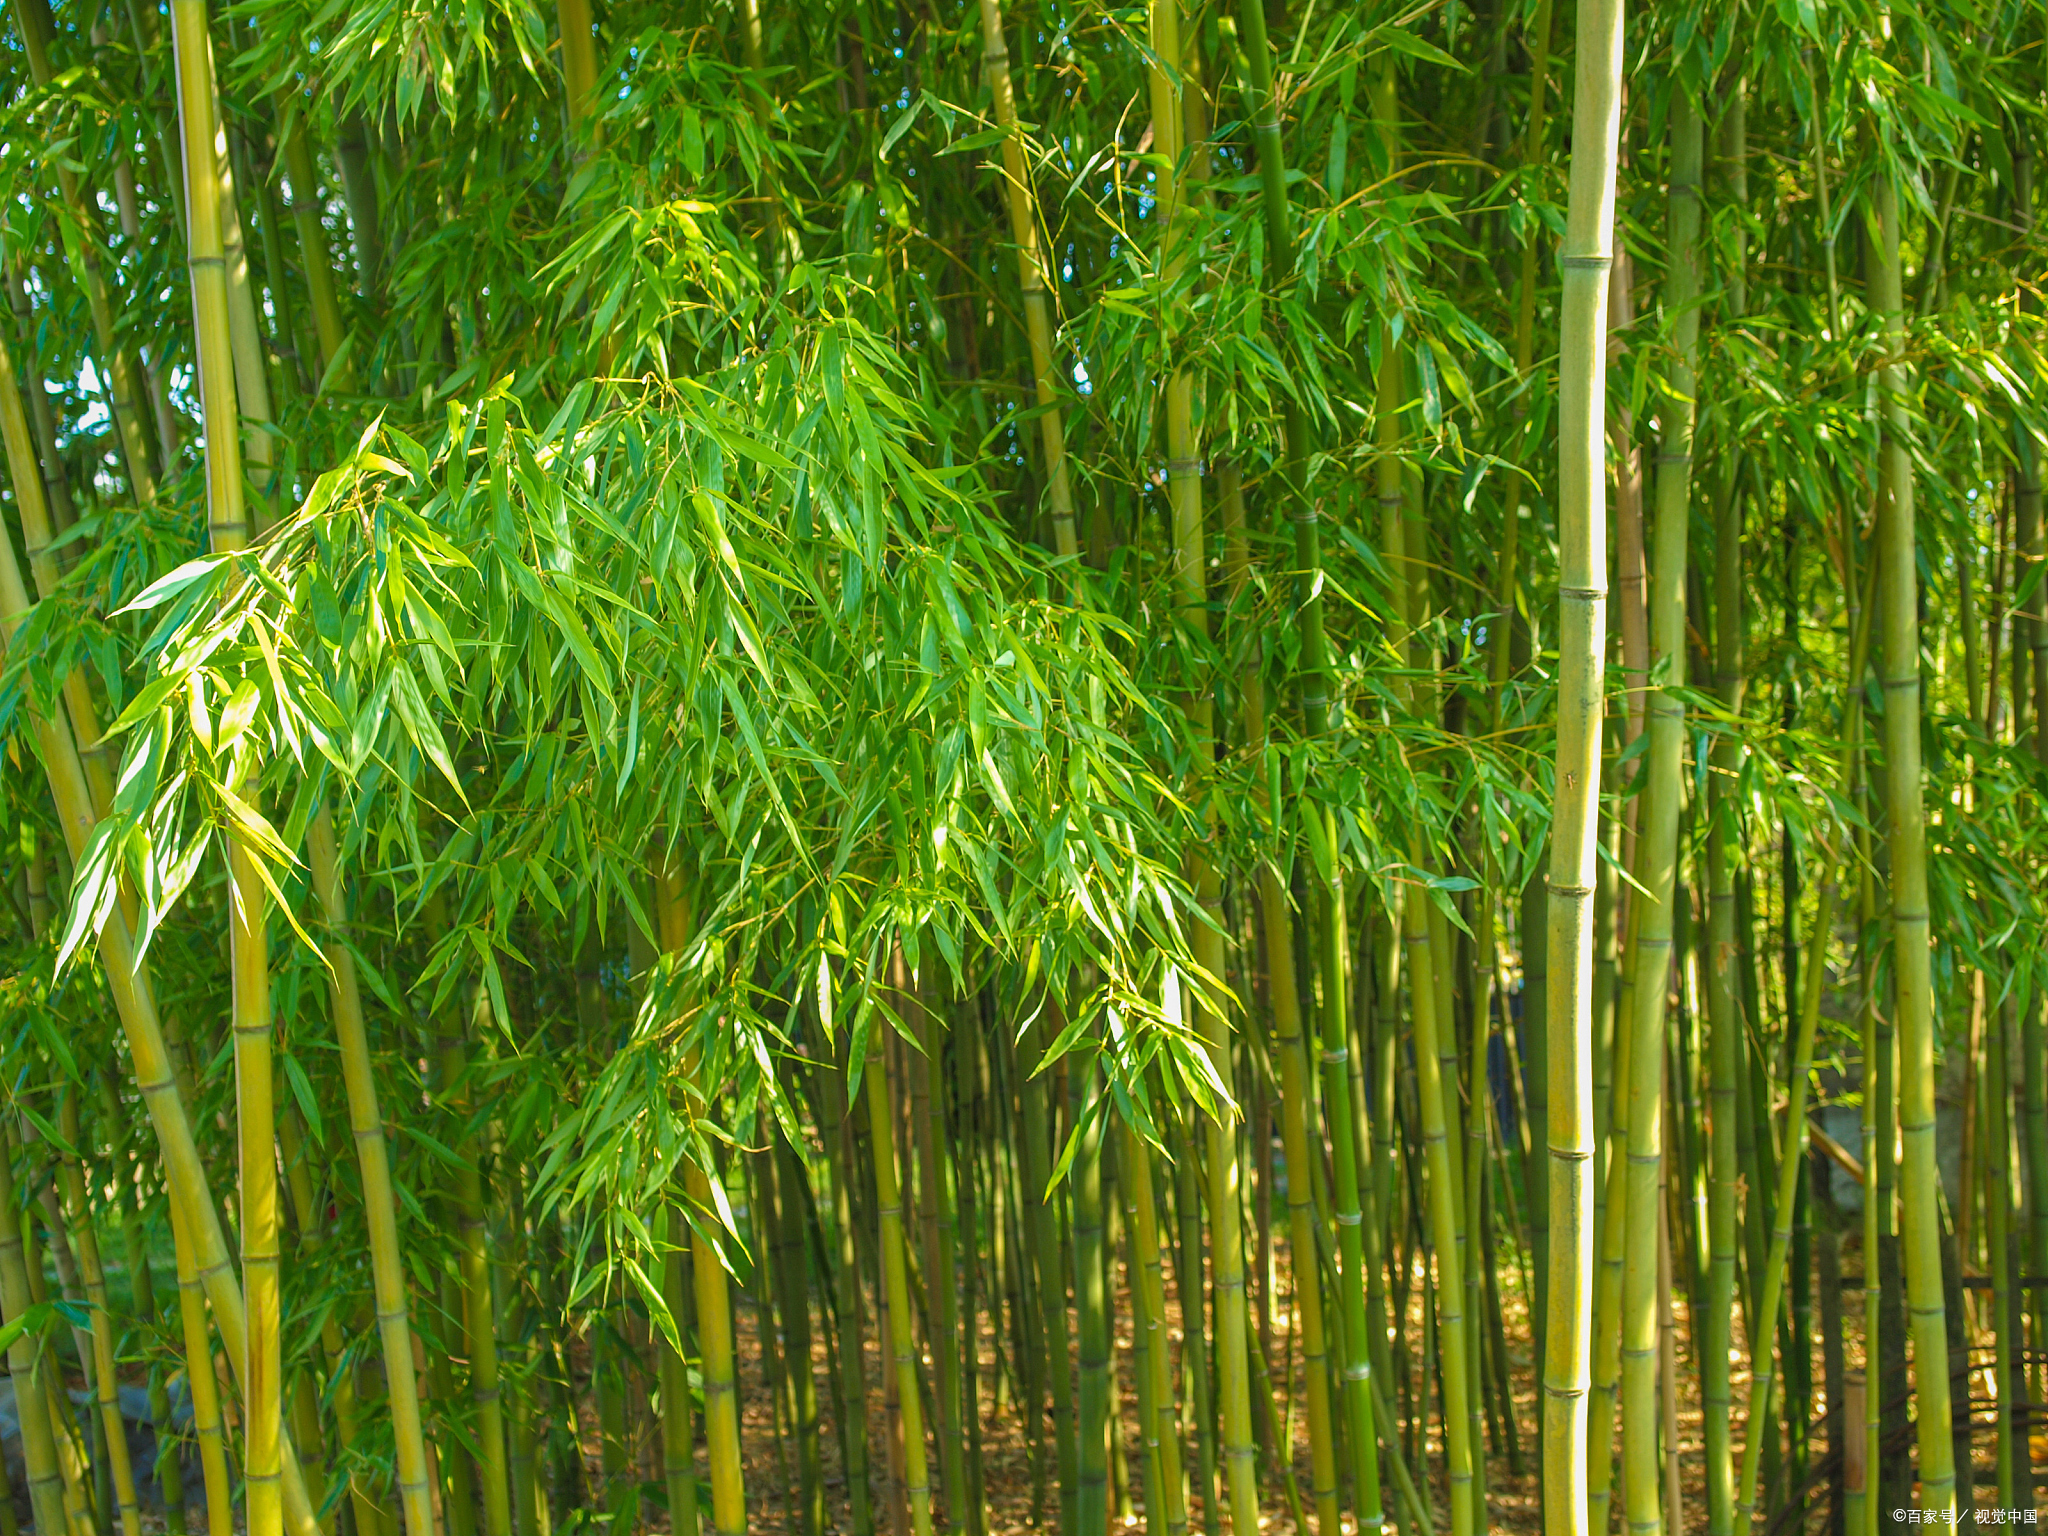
[0,0,2035,1532]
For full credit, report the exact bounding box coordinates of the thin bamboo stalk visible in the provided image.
[1615,83,1702,1536]
[1869,172,1956,1522]
[8,0,160,499]
[1073,1059,1111,1536]
[661,1200,701,1536]
[974,0,1078,560]
[1019,1039,1077,1536]
[866,1001,936,1536]
[0,1122,74,1536]
[54,1087,144,1536]
[305,808,438,1536]
[825,1059,874,1536]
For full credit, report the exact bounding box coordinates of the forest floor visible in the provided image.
[713,1222,2037,1536]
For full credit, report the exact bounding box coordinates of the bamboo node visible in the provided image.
[1561,254,1615,270]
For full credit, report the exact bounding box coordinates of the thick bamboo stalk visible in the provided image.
[167,11,281,1532]
[1869,173,1956,1522]
[1541,0,1624,1528]
[688,1155,746,1536]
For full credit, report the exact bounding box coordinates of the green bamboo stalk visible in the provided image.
[774,1125,825,1536]
[1020,1041,1077,1536]
[1586,922,1632,1532]
[437,993,513,1536]
[1541,0,1625,1526]
[0,1125,74,1536]
[866,1004,935,1536]
[1172,1122,1218,1532]
[1869,171,1956,1522]
[53,1087,144,1536]
[1987,1001,2015,1510]
[825,1060,874,1536]
[1149,6,1256,1522]
[687,1155,746,1536]
[8,0,160,500]
[1259,872,1340,1536]
[100,1077,187,1536]
[914,996,965,1536]
[1121,1121,1187,1536]
[974,0,1078,559]
[305,808,438,1536]
[166,11,284,1534]
[1072,1059,1111,1536]
[1614,84,1702,1536]
[1702,489,1746,1536]
[661,1200,701,1536]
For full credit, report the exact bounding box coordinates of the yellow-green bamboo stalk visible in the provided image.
[974,0,1077,559]
[168,1193,233,1536]
[54,1087,144,1536]
[208,72,276,510]
[653,869,742,1536]
[99,1075,188,1536]
[0,318,325,1536]
[1147,4,1257,1527]
[1260,872,1338,1536]
[8,0,160,499]
[1869,172,1955,1522]
[1220,413,1334,1536]
[305,809,438,1536]
[1120,1121,1187,1536]
[687,1154,745,1536]
[1542,0,1625,1528]
[558,0,598,130]
[94,20,181,458]
[1733,872,1842,1520]
[661,1200,700,1536]
[865,1004,935,1536]
[0,1124,73,1536]
[280,124,352,385]
[277,1101,381,1536]
[1491,0,1555,698]
[167,11,281,1534]
[439,993,512,1536]
[1616,85,1702,1536]
[1586,918,1632,1531]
